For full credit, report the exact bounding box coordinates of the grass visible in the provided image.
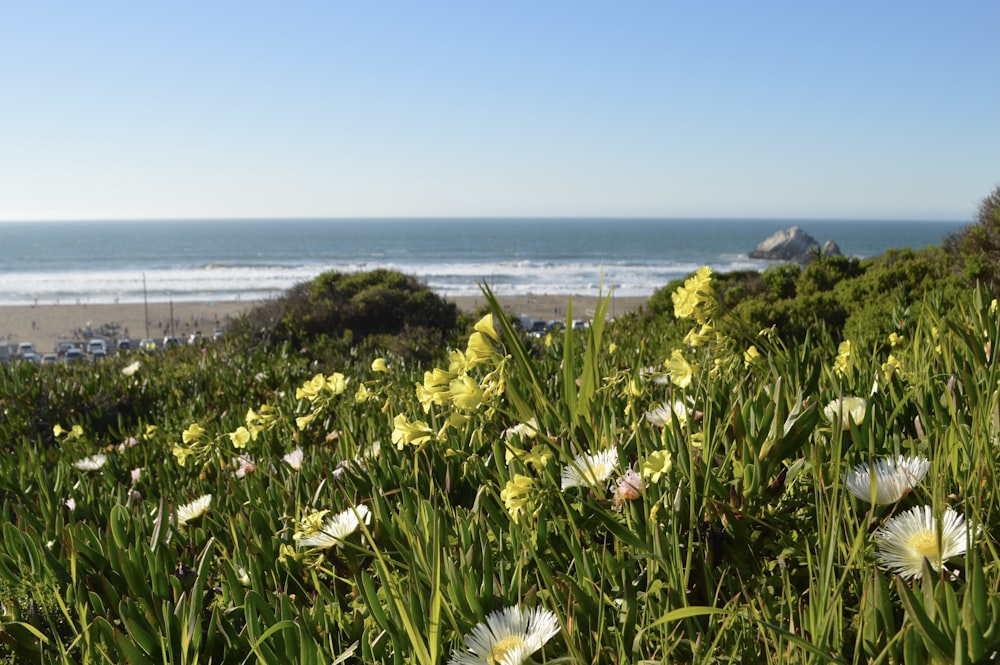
[0,271,998,663]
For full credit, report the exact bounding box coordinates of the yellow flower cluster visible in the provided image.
[672,266,717,324]
[172,422,213,467]
[295,372,349,430]
[397,314,508,445]
[833,340,852,377]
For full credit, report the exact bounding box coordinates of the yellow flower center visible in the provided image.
[908,529,940,561]
[585,463,608,485]
[487,635,526,665]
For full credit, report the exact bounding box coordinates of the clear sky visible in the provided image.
[1,2,997,222]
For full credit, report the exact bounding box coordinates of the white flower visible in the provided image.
[560,448,619,491]
[823,396,867,429]
[845,456,930,504]
[296,504,370,549]
[448,605,560,665]
[130,467,143,484]
[874,505,975,579]
[176,494,212,527]
[121,360,141,377]
[65,497,76,511]
[503,418,539,441]
[73,454,107,471]
[644,400,688,427]
[639,366,670,385]
[282,447,304,470]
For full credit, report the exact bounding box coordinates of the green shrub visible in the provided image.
[229,268,461,365]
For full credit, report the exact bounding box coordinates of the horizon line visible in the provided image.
[0,214,969,224]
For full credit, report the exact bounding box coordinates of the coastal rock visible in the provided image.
[748,226,819,261]
[749,226,842,265]
[821,240,842,257]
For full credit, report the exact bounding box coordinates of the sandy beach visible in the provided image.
[0,294,648,355]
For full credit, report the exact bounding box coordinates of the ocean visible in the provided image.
[0,218,965,306]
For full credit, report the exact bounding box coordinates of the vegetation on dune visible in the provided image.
[229,268,464,365]
[0,186,998,663]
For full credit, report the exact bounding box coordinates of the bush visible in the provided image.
[229,269,462,365]
[945,183,1000,292]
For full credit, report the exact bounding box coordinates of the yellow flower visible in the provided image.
[672,266,716,323]
[465,332,496,368]
[882,354,901,377]
[371,357,389,373]
[228,426,251,449]
[391,414,434,449]
[888,332,904,347]
[642,450,673,483]
[666,349,695,389]
[833,340,852,376]
[500,474,535,524]
[326,372,348,395]
[505,444,551,470]
[355,384,373,403]
[474,313,500,342]
[295,413,317,430]
[683,323,715,348]
[172,444,195,467]
[744,345,761,367]
[182,423,205,444]
[296,373,327,400]
[449,374,484,410]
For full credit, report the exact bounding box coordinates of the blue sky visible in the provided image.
[1,2,997,222]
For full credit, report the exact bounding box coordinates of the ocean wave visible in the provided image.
[0,257,765,305]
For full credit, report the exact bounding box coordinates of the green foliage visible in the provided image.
[945,183,1000,292]
[230,268,462,365]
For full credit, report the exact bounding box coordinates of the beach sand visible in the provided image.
[0,294,648,355]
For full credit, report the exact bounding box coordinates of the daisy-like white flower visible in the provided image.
[644,400,688,428]
[823,396,867,429]
[448,605,560,665]
[121,360,141,377]
[296,504,370,549]
[282,447,305,470]
[176,494,212,527]
[73,453,107,471]
[560,448,618,491]
[845,455,930,505]
[874,505,975,579]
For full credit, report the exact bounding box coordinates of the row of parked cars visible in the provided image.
[2,330,225,365]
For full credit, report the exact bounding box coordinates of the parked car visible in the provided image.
[55,341,76,357]
[117,339,132,352]
[87,338,107,356]
[64,348,85,363]
[139,339,158,353]
[19,351,41,363]
[17,342,36,357]
[41,353,59,364]
[162,336,181,348]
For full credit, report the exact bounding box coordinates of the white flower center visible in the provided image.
[487,635,526,665]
